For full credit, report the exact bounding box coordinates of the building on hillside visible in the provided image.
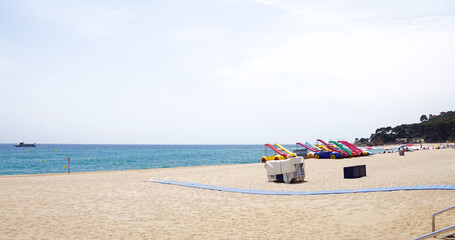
[429,112,446,120]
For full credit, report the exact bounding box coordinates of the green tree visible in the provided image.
[358,111,455,145]
[420,114,428,122]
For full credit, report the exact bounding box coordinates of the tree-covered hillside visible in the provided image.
[355,111,455,145]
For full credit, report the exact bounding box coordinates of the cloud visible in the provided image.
[251,0,330,19]
[5,1,133,39]
[206,11,455,96]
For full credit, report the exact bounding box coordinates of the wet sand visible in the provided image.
[1,149,454,239]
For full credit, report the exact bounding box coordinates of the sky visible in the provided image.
[1,0,454,144]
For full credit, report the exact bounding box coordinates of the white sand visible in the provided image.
[1,149,454,239]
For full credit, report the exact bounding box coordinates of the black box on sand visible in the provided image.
[344,165,366,179]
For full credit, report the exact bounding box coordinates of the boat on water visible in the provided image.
[15,142,36,147]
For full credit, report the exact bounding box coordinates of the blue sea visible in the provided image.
[0,144,396,176]
[0,144,270,176]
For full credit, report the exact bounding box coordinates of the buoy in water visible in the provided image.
[110,162,113,164]
[63,165,66,168]
[116,162,119,165]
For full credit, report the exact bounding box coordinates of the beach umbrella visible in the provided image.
[405,143,413,146]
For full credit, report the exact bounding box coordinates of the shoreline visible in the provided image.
[2,143,452,177]
[1,143,451,178]
[0,163,258,178]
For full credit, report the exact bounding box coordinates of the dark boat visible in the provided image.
[15,142,36,147]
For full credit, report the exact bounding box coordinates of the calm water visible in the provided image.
[0,143,394,176]
[0,144,272,175]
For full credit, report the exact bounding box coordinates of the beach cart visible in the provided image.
[265,157,305,183]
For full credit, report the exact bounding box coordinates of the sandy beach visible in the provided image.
[1,149,454,239]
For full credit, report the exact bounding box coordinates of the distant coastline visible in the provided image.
[356,111,455,146]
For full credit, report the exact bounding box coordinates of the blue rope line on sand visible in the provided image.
[145,180,455,196]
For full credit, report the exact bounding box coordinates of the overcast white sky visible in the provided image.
[1,0,454,144]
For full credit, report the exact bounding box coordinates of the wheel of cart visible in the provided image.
[283,172,292,183]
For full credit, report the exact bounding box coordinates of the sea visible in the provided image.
[0,144,396,176]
